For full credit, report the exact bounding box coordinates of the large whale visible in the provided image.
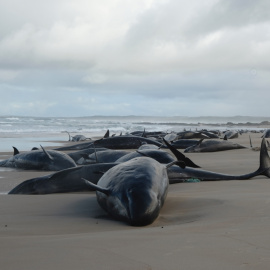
[83,157,182,226]
[8,163,117,194]
[0,146,77,171]
[54,135,164,151]
[177,131,210,139]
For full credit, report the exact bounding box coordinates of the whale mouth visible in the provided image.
[126,189,159,226]
[129,214,156,226]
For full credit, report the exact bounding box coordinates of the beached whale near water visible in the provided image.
[54,135,164,151]
[81,139,270,226]
[177,131,210,139]
[83,157,181,226]
[223,130,239,139]
[184,139,246,152]
[86,139,200,166]
[65,131,91,142]
[170,138,270,181]
[8,139,270,195]
[0,146,77,171]
[82,138,270,226]
[8,164,117,194]
[7,140,195,194]
[91,136,165,149]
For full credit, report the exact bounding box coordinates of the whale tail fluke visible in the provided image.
[257,138,270,178]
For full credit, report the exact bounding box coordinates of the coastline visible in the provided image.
[1,131,270,269]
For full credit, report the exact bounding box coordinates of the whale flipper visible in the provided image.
[82,178,110,195]
[40,145,54,160]
[162,139,200,168]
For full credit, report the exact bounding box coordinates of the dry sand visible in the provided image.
[1,133,270,269]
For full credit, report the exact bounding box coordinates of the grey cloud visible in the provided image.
[0,0,269,117]
[186,0,270,37]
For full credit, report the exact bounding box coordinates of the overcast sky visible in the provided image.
[0,0,269,117]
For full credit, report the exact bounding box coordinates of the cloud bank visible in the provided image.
[0,0,269,117]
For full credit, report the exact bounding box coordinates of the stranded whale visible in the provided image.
[83,157,182,226]
[0,146,77,171]
[8,139,270,195]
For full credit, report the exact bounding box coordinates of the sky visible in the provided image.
[0,0,269,117]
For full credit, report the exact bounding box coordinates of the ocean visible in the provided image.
[0,115,267,152]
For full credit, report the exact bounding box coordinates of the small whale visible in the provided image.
[223,130,239,139]
[65,131,91,142]
[0,145,77,171]
[184,139,246,152]
[54,135,164,151]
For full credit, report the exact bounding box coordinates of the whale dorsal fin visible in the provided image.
[82,178,110,195]
[12,146,19,156]
[104,129,110,138]
[40,145,54,160]
[141,128,146,138]
[162,139,200,168]
[249,135,253,148]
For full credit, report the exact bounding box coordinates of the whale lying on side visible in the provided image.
[54,135,164,151]
[0,146,77,171]
[184,139,246,152]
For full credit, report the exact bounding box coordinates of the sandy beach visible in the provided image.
[1,132,270,269]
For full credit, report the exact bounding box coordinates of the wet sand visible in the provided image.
[1,133,270,269]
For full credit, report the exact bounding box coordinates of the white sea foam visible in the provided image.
[0,115,266,152]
